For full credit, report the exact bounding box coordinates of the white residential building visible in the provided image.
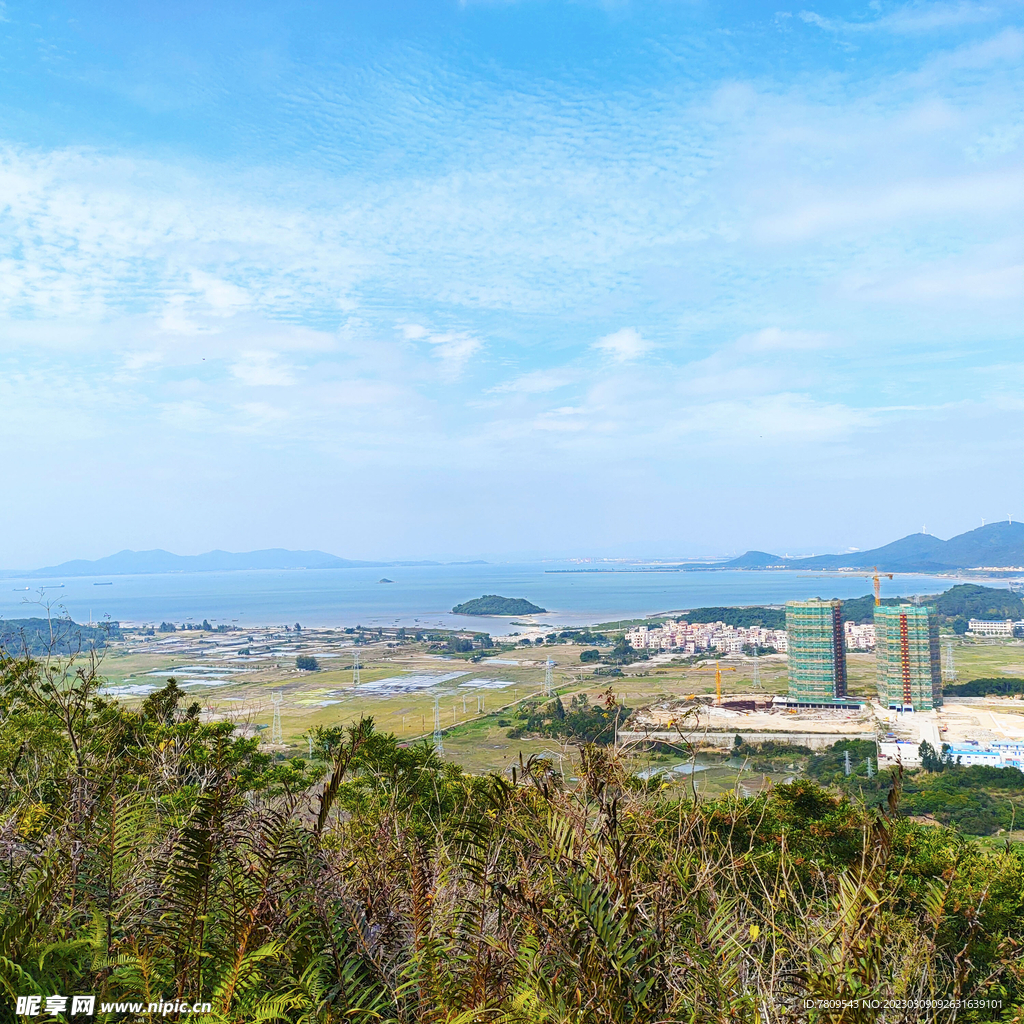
[844,622,876,650]
[968,619,1021,637]
[877,741,923,767]
[878,740,1024,770]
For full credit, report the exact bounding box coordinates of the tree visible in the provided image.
[920,740,944,772]
[294,622,302,632]
[580,649,601,663]
[296,654,319,671]
[608,636,638,664]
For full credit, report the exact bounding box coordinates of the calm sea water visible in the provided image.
[0,563,992,635]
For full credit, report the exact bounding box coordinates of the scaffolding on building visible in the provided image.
[786,600,847,704]
[875,604,942,711]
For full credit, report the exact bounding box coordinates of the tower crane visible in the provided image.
[698,659,737,706]
[869,566,893,606]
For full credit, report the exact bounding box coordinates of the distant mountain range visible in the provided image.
[7,549,488,577]
[6,522,1022,578]
[722,522,1024,572]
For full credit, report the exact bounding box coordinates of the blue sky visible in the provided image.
[1,0,1021,566]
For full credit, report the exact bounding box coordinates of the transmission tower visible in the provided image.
[544,658,554,698]
[270,691,283,744]
[865,757,874,779]
[943,642,958,682]
[432,696,444,756]
[352,647,361,687]
[752,646,762,691]
[844,750,851,776]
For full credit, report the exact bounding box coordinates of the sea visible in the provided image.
[0,563,998,636]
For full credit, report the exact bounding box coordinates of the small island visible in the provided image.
[452,595,547,615]
[378,578,394,583]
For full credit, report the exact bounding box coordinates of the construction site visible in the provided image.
[622,570,1024,760]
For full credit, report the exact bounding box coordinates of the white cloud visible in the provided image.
[754,169,1024,243]
[735,328,832,352]
[399,323,482,376]
[230,352,298,387]
[800,2,1000,34]
[592,327,650,363]
[490,368,578,394]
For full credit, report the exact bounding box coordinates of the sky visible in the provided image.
[0,0,1022,567]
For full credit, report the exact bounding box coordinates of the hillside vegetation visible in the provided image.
[451,594,546,615]
[2,650,1024,1023]
[0,616,121,656]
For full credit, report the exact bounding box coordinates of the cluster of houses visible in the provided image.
[625,618,878,655]
[625,621,789,654]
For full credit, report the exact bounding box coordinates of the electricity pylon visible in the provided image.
[544,658,554,697]
[270,691,283,744]
[844,750,851,776]
[432,696,444,756]
[943,642,958,682]
[352,648,361,687]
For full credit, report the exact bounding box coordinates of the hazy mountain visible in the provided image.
[724,522,1024,572]
[21,548,388,576]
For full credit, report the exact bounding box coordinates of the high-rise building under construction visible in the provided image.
[786,599,849,704]
[874,604,942,711]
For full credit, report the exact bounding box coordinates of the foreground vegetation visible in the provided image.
[4,650,1024,1023]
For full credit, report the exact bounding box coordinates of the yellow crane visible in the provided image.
[869,566,893,606]
[698,659,737,706]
